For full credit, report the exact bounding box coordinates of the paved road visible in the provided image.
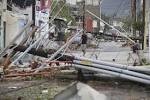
[69,41,149,65]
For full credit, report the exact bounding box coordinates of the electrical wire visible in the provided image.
[7,3,23,15]
[9,3,66,65]
[49,0,59,16]
[117,0,130,17]
[35,1,66,50]
[28,2,66,48]
[111,0,125,19]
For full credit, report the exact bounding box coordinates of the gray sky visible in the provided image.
[66,0,141,17]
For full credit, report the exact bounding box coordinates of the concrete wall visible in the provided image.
[12,6,32,21]
[5,11,27,46]
[145,0,150,49]
[0,1,30,49]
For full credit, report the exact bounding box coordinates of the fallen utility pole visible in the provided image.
[34,29,83,73]
[48,30,82,61]
[74,60,150,80]
[13,46,150,73]
[73,64,150,84]
[13,45,74,61]
[8,3,66,68]
[1,26,38,70]
[86,10,135,44]
[74,56,150,72]
[10,25,55,66]
[13,45,56,58]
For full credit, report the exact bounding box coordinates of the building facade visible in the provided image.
[144,0,150,59]
[145,0,150,48]
[0,0,31,49]
[76,0,101,33]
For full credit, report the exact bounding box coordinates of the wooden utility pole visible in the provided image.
[131,0,136,37]
[1,0,7,48]
[32,0,36,25]
[82,0,85,32]
[143,0,146,50]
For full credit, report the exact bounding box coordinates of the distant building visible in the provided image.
[111,18,123,27]
[76,0,101,33]
[0,0,32,49]
[0,0,51,48]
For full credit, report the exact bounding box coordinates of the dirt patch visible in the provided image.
[0,79,150,100]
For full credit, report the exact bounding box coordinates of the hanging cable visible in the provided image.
[9,3,66,66]
[35,1,66,50]
[49,0,59,15]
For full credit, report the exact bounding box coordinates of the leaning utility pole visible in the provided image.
[131,0,136,37]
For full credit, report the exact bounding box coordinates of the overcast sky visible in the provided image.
[66,0,141,17]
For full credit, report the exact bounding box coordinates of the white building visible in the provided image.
[0,0,30,49]
[145,0,150,60]
[5,11,28,46]
[112,20,123,27]
[145,0,150,48]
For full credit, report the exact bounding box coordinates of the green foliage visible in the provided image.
[132,21,144,32]
[51,0,75,24]
[122,17,144,33]
[122,18,132,31]
[101,14,111,34]
[101,14,110,23]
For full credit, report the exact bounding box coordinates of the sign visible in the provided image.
[35,0,51,36]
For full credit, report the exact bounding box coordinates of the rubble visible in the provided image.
[0,0,150,99]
